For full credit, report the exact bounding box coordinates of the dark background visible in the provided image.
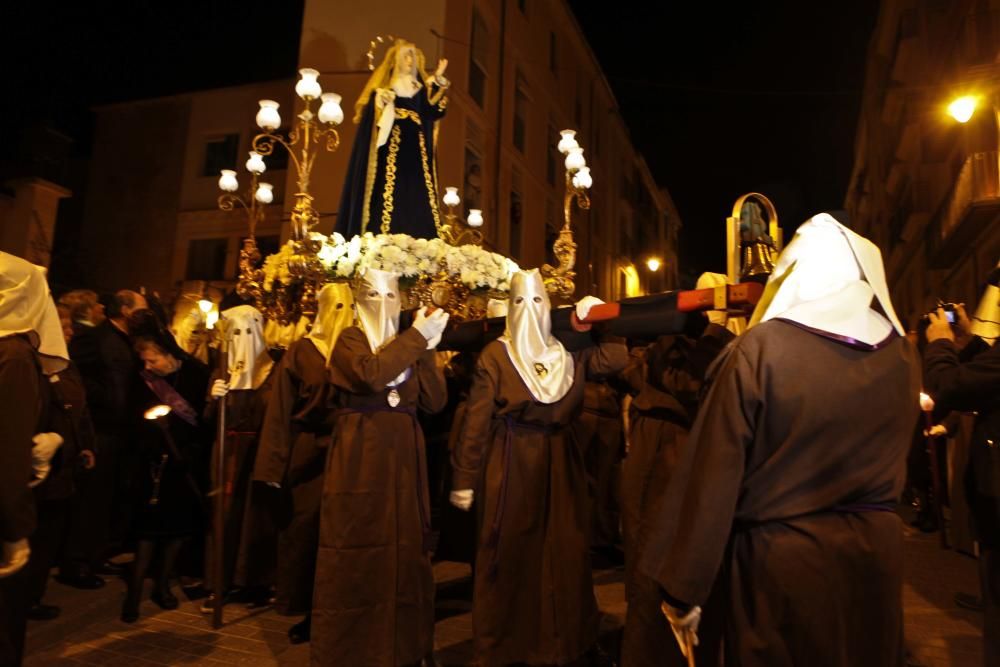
[573,1,880,278]
[2,1,879,280]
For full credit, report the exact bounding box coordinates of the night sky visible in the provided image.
[3,1,878,282]
[572,1,880,280]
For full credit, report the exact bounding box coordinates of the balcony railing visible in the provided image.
[928,151,1000,266]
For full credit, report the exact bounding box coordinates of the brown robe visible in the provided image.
[619,324,732,667]
[312,326,446,667]
[254,338,333,614]
[204,366,276,593]
[0,335,44,667]
[453,337,627,666]
[640,320,920,667]
[571,380,624,550]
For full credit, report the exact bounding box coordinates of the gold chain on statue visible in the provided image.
[418,130,444,237]
[380,124,402,234]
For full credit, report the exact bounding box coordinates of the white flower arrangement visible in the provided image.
[282,232,521,293]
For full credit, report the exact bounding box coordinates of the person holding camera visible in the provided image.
[924,265,1000,666]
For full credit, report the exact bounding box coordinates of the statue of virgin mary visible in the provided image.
[336,39,450,240]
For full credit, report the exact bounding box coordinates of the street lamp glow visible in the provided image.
[318,92,344,125]
[198,299,214,314]
[218,169,239,193]
[467,209,484,228]
[295,68,322,100]
[565,146,586,171]
[573,166,592,189]
[256,100,281,131]
[646,257,662,272]
[557,129,579,154]
[255,182,274,204]
[442,186,461,208]
[947,95,978,123]
[245,151,266,175]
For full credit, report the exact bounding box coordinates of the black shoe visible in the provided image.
[288,615,311,644]
[54,573,106,590]
[955,592,984,612]
[27,603,61,621]
[586,644,617,667]
[151,588,179,610]
[120,597,140,624]
[95,561,127,577]
[913,511,939,533]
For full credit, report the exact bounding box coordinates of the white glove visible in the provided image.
[450,489,474,511]
[29,432,64,488]
[0,539,30,578]
[412,307,450,349]
[662,603,701,660]
[575,295,605,322]
[211,379,230,399]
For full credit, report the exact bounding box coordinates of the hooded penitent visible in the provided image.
[500,269,574,404]
[354,267,409,386]
[0,251,68,375]
[222,305,273,390]
[970,262,1000,346]
[748,213,904,347]
[307,283,355,363]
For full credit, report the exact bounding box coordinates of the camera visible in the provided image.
[922,301,958,324]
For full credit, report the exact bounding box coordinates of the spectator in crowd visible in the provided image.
[122,332,211,623]
[923,263,1000,666]
[58,289,147,590]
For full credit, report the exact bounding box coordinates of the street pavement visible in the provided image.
[23,525,981,666]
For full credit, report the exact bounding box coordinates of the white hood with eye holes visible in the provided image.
[223,305,273,390]
[355,267,409,386]
[499,269,574,404]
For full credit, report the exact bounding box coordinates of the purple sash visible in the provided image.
[141,371,199,426]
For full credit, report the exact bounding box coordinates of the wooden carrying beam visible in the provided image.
[433,282,763,351]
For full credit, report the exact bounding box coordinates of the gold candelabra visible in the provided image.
[542,129,592,299]
[220,67,344,324]
[217,162,269,309]
[438,187,484,246]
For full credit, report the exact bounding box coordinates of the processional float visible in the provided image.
[204,35,782,626]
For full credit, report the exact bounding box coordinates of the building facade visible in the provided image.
[78,0,679,303]
[844,0,1000,330]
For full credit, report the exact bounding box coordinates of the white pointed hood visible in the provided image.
[307,283,355,363]
[355,267,409,386]
[500,269,574,404]
[355,267,402,352]
[0,252,68,375]
[222,305,273,390]
[970,262,1000,346]
[748,213,904,347]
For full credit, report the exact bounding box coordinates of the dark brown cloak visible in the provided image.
[311,326,446,666]
[254,338,334,614]
[640,320,920,667]
[619,324,732,667]
[452,337,627,666]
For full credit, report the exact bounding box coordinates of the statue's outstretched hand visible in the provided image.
[435,59,449,78]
